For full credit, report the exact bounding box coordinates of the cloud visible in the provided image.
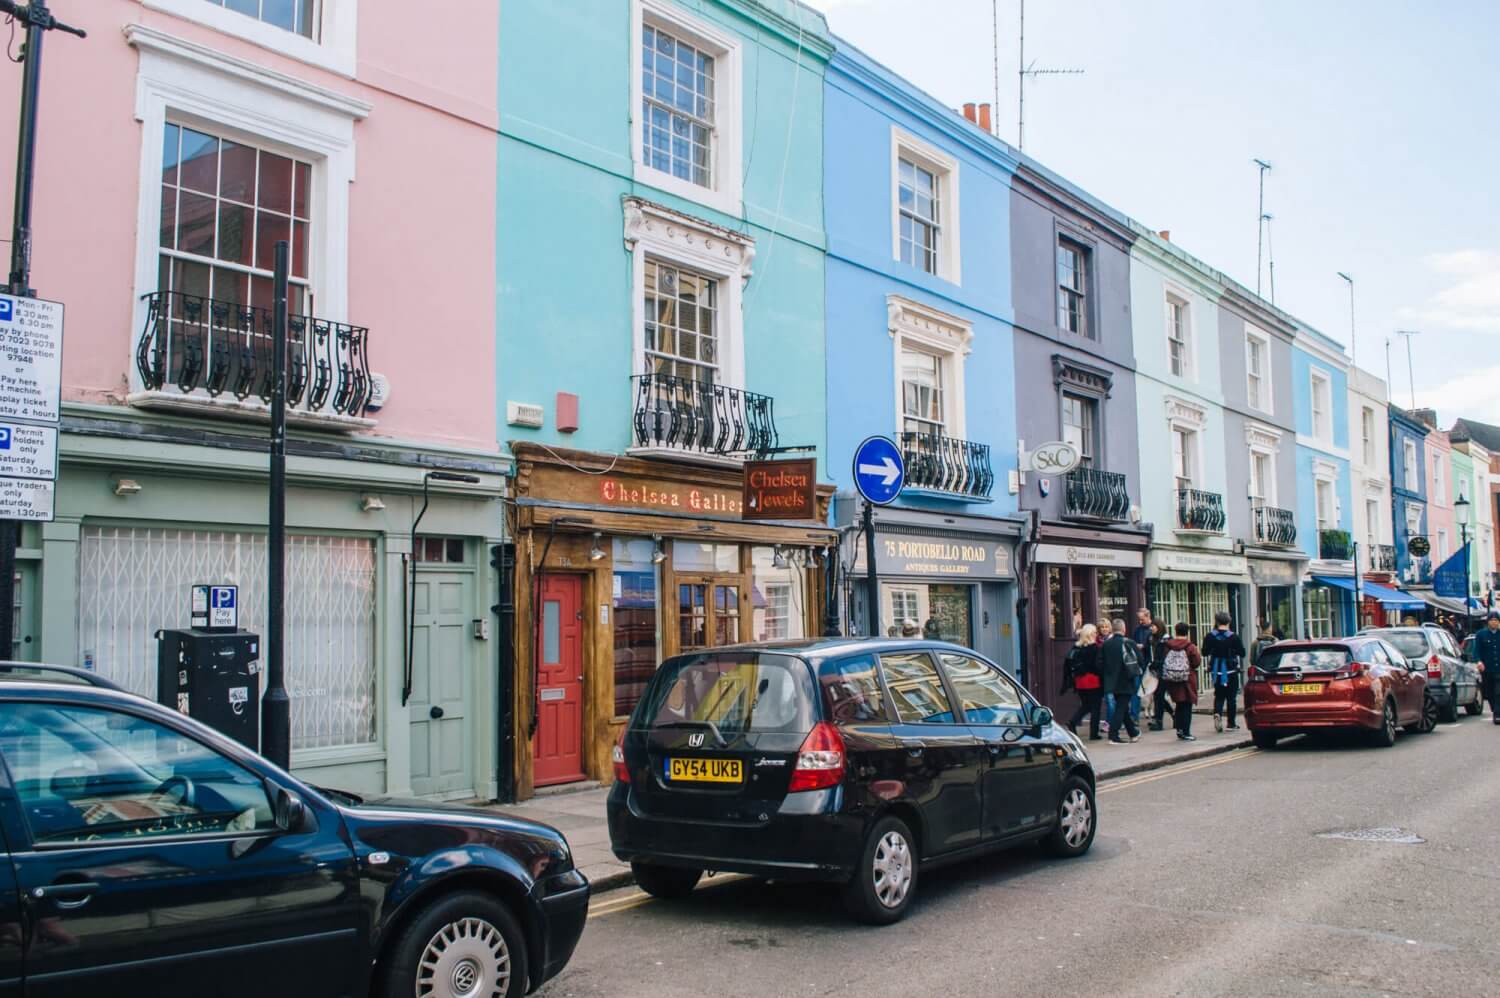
[1397,249,1500,332]
[1415,363,1500,427]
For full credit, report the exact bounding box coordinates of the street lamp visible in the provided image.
[1456,493,1472,635]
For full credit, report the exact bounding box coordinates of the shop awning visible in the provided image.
[1407,589,1482,615]
[1311,576,1425,611]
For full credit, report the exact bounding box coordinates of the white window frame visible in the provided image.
[1164,289,1193,380]
[625,197,752,393]
[890,127,961,284]
[1406,502,1423,541]
[1361,406,1376,467]
[1244,422,1283,509]
[1315,478,1336,534]
[1432,454,1446,505]
[1171,426,1198,491]
[1365,497,1380,544]
[1309,368,1333,443]
[1403,438,1419,492]
[1245,326,1271,414]
[126,25,369,396]
[887,296,972,440]
[1165,396,1206,495]
[1250,448,1275,506]
[143,0,358,77]
[631,0,743,217]
[1437,528,1449,561]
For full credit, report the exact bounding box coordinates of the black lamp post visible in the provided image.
[1456,493,1472,636]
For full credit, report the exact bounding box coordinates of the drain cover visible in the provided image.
[1317,827,1425,844]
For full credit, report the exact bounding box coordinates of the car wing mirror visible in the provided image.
[274,786,309,834]
[1029,705,1054,733]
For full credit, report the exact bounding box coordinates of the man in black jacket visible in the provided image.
[1201,611,1247,732]
[1101,619,1142,744]
[1473,612,1500,724]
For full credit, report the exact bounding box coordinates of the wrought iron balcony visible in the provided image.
[1370,543,1396,573]
[1319,528,1354,561]
[899,431,994,500]
[631,373,777,458]
[1176,489,1226,533]
[135,291,372,420]
[1251,504,1297,547]
[1063,467,1131,522]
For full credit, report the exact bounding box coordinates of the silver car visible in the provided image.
[1365,626,1483,721]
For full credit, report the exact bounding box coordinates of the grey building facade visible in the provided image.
[1009,160,1147,708]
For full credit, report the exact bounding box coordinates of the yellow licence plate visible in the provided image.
[666,757,742,783]
[1279,683,1323,695]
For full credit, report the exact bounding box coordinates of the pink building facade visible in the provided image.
[0,0,504,798]
[1425,427,1456,573]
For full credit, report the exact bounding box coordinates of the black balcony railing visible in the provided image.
[136,291,372,418]
[1063,467,1130,522]
[631,373,777,457]
[899,431,994,500]
[1176,489,1226,532]
[1251,504,1297,547]
[1370,543,1396,573]
[1319,528,1354,561]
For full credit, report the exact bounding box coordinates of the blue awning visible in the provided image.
[1312,576,1425,611]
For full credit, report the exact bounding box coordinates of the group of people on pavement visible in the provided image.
[1062,608,1254,744]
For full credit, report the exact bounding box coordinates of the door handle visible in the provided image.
[32,882,99,909]
[429,705,444,719]
[986,743,1003,756]
[900,740,925,758]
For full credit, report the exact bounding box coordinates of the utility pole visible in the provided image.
[1263,213,1276,305]
[1338,272,1356,368]
[1016,0,1082,151]
[1385,337,1392,394]
[1396,330,1419,409]
[262,240,290,769]
[1253,159,1272,297]
[0,1,83,662]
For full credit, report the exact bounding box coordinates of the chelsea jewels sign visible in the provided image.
[742,459,818,521]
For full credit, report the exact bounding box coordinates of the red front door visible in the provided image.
[534,574,585,786]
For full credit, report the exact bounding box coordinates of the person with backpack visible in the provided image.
[1160,622,1201,740]
[1146,617,1173,730]
[1064,624,1104,740]
[1201,611,1247,732]
[1100,619,1142,744]
[1249,624,1277,673]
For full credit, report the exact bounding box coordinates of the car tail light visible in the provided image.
[787,721,845,793]
[1427,655,1443,679]
[1332,661,1370,681]
[612,732,630,784]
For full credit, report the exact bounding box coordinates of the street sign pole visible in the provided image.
[0,1,83,660]
[863,500,879,637]
[261,241,290,769]
[851,436,905,639]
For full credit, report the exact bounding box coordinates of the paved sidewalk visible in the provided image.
[482,722,1251,893]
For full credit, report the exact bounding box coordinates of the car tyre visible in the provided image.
[381,890,527,998]
[1370,699,1398,748]
[1466,686,1485,716]
[1440,685,1460,724]
[1406,692,1439,734]
[1251,730,1279,750]
[631,862,702,900]
[842,814,917,925]
[1044,775,1097,859]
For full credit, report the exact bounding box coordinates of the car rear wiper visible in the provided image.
[653,720,728,747]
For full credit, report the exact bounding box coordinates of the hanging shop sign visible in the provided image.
[1248,558,1300,587]
[1022,441,1081,475]
[857,532,1014,579]
[596,475,742,515]
[1150,549,1250,577]
[742,458,817,521]
[1034,543,1144,569]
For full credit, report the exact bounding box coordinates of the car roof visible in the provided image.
[673,636,992,661]
[0,662,128,693]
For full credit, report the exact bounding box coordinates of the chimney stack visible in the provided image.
[962,102,977,125]
[1412,408,1438,429]
[1158,230,1170,242]
[978,103,992,134]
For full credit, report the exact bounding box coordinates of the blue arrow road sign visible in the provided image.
[852,435,905,506]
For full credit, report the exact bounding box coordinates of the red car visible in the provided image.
[1244,636,1439,749]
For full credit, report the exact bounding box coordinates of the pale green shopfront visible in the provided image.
[20,404,508,801]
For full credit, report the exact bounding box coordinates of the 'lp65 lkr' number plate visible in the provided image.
[665,757,742,783]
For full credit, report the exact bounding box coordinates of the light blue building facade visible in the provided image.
[1390,406,1432,586]
[1291,328,1356,636]
[824,46,1023,669]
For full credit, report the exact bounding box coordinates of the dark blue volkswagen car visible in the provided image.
[0,665,587,997]
[608,639,1096,924]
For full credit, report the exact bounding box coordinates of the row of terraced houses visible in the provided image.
[10,0,1497,801]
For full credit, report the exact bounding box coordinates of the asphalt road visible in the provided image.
[538,715,1500,998]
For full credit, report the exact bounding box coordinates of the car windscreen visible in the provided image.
[1372,632,1427,658]
[638,652,815,737]
[1257,648,1349,672]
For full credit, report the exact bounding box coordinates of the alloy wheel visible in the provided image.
[416,916,511,998]
[1061,787,1093,848]
[1385,701,1397,741]
[872,829,913,909]
[1423,695,1439,732]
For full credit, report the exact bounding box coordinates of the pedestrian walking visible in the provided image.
[1147,617,1173,730]
[1096,616,1114,734]
[1131,609,1154,727]
[1101,619,1142,744]
[1249,624,1277,673]
[1201,611,1246,732]
[1064,624,1104,740]
[1473,612,1500,725]
[1160,622,1201,740]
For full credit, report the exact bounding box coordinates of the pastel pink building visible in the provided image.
[0,0,503,798]
[1425,424,1456,571]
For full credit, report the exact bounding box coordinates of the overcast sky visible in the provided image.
[803,0,1500,426]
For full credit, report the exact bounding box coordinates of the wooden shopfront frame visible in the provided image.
[507,444,836,800]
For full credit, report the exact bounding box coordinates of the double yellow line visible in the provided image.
[588,748,1258,920]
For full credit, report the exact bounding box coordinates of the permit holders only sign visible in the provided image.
[0,295,63,424]
[0,478,53,521]
[0,422,57,480]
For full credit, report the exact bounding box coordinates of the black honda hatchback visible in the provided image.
[607,638,1096,924]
